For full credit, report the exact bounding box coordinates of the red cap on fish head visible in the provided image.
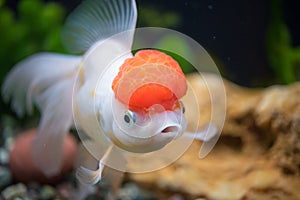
[112,50,187,113]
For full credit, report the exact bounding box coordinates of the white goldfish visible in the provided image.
[2,0,223,186]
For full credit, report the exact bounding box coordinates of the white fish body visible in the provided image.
[2,0,218,184]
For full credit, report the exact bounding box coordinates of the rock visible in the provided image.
[126,73,300,200]
[1,183,27,200]
[9,129,78,184]
[56,182,76,200]
[117,183,157,200]
[0,148,9,165]
[0,166,12,188]
[26,182,41,200]
[1,115,17,150]
[39,185,57,200]
[168,194,185,200]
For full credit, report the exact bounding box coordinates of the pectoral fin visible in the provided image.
[184,122,219,142]
[76,162,104,185]
[184,123,220,158]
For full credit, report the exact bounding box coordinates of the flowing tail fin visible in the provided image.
[2,53,81,177]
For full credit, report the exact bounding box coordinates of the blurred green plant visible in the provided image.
[137,6,195,74]
[266,0,300,84]
[0,0,66,118]
[0,0,66,84]
[138,6,181,28]
[155,35,195,74]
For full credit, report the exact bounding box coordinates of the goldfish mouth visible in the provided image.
[122,124,181,139]
[119,123,182,140]
[161,125,180,134]
[159,124,182,139]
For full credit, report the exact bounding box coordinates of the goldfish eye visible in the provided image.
[124,110,137,126]
[180,101,185,114]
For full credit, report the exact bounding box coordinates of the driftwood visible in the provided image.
[126,73,300,200]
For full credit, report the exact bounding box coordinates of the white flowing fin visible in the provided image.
[2,53,81,176]
[62,0,137,53]
[76,144,114,185]
[2,53,81,116]
[77,161,104,185]
[184,123,220,159]
[184,123,219,142]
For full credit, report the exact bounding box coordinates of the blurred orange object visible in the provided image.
[9,129,78,184]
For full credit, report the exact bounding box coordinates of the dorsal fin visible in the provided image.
[62,0,137,53]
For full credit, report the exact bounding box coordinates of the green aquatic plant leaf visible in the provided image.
[0,0,66,82]
[138,6,181,28]
[266,0,300,84]
[155,35,195,74]
[0,0,66,116]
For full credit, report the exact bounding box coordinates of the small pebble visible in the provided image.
[39,185,57,200]
[12,197,23,200]
[85,193,106,200]
[57,182,75,199]
[0,166,12,188]
[118,183,140,200]
[1,183,27,200]
[27,182,40,190]
[169,194,185,200]
[27,182,41,199]
[0,148,9,165]
[118,183,156,200]
[3,128,15,150]
[2,116,17,150]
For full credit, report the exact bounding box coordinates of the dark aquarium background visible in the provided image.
[3,0,300,87]
[0,1,300,199]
